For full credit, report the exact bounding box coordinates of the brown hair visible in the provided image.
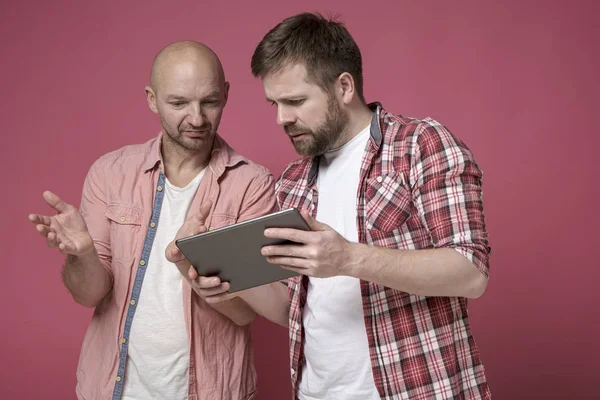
[251,12,365,102]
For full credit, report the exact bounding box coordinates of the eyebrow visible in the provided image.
[266,96,304,103]
[166,91,221,101]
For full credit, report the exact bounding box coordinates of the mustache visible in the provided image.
[284,124,309,135]
[181,123,212,132]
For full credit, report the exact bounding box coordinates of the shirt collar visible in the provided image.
[141,132,245,177]
[307,102,383,184]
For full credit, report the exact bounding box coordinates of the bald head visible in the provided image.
[145,41,230,154]
[150,40,225,94]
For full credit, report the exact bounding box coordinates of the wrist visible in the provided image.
[69,244,97,263]
[343,242,368,278]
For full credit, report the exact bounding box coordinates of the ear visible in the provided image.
[223,81,230,107]
[337,72,356,105]
[145,86,158,114]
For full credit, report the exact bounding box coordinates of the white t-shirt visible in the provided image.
[298,124,380,400]
[122,169,205,400]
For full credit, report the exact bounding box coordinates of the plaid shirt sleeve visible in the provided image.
[408,119,491,276]
[274,173,293,288]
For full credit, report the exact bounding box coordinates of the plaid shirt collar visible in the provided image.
[306,102,384,184]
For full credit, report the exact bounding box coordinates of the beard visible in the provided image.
[161,117,215,152]
[284,96,350,157]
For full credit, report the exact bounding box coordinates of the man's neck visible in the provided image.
[335,104,374,149]
[161,134,212,187]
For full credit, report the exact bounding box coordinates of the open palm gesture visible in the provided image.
[28,190,94,256]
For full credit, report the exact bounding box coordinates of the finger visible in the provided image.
[175,200,212,240]
[165,241,184,262]
[58,242,76,254]
[188,266,199,280]
[42,191,71,213]
[193,276,223,289]
[180,200,212,235]
[57,242,67,253]
[176,217,208,240]
[54,231,73,248]
[264,227,314,244]
[46,236,59,248]
[195,282,230,298]
[29,214,52,226]
[57,237,78,254]
[36,224,52,237]
[265,256,310,269]
[261,244,307,258]
[196,200,212,224]
[171,259,192,282]
[299,209,329,231]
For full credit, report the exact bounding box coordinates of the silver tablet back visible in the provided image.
[175,208,310,293]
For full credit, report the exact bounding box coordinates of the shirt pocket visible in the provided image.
[105,203,143,262]
[208,213,237,230]
[364,173,412,245]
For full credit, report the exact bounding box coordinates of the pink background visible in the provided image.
[1,0,598,399]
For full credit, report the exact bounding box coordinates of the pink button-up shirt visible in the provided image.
[75,133,276,400]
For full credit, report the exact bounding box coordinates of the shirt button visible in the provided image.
[119,216,126,222]
[130,300,136,306]
[309,204,315,211]
[387,121,394,126]
[150,221,156,228]
[291,368,295,376]
[157,185,163,192]
[116,376,122,382]
[376,176,383,183]
[139,260,146,266]
[121,337,127,344]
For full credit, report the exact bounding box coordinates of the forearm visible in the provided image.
[239,282,290,327]
[209,297,257,326]
[62,249,112,308]
[348,244,488,298]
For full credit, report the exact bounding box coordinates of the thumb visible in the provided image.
[184,199,212,229]
[197,200,212,225]
[43,190,70,213]
[165,240,182,262]
[300,209,328,231]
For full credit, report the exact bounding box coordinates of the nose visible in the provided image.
[188,103,205,127]
[276,105,295,126]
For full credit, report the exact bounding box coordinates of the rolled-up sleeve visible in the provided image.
[79,157,114,279]
[409,121,491,276]
[238,172,278,222]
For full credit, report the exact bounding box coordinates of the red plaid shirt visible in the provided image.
[276,103,491,399]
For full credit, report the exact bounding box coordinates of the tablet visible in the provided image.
[175,208,310,293]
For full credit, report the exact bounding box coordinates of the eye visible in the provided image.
[288,99,305,106]
[170,102,186,108]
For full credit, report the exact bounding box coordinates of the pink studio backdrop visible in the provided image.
[1,0,598,399]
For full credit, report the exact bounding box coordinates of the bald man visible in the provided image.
[28,41,275,400]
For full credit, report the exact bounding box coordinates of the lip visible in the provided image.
[183,130,209,138]
[289,133,309,141]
